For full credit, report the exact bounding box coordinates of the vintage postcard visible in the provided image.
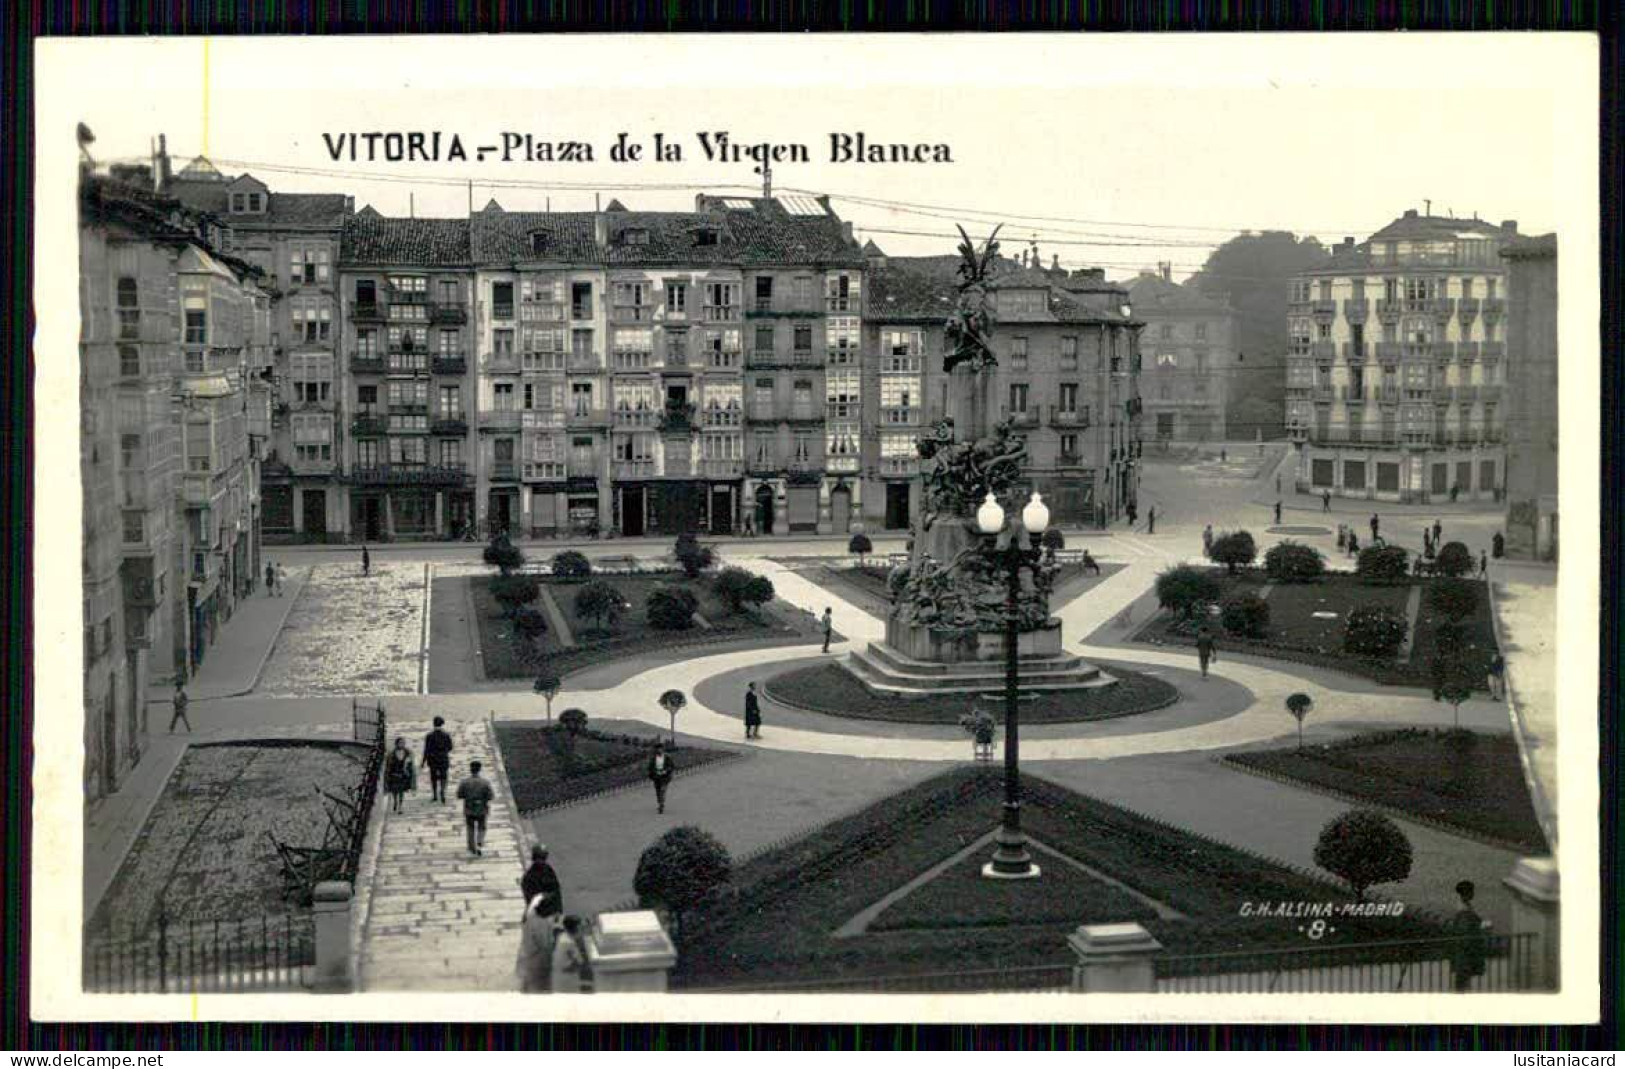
[31,33,1599,1024]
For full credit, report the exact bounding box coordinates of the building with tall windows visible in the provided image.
[1126,264,1236,447]
[861,249,1143,530]
[1286,209,1520,502]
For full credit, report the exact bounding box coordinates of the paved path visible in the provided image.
[150,567,308,702]
[1487,563,1560,845]
[357,716,527,992]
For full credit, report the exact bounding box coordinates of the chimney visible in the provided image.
[1159,261,1172,283]
[1403,209,1419,219]
[841,221,854,243]
[1051,254,1060,271]
[345,195,355,214]
[594,212,608,248]
[157,133,172,190]
[1501,219,1518,233]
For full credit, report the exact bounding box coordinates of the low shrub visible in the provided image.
[1155,565,1221,621]
[490,574,540,611]
[551,550,593,580]
[1344,604,1408,657]
[1220,593,1271,638]
[483,533,525,576]
[1356,545,1410,584]
[511,606,548,637]
[1435,541,1474,578]
[1264,541,1326,583]
[559,708,588,735]
[1041,528,1066,554]
[635,826,732,940]
[574,580,626,631]
[1210,530,1257,576]
[714,567,773,613]
[674,534,715,579]
[648,585,699,630]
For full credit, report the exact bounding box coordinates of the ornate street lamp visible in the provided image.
[976,489,1049,880]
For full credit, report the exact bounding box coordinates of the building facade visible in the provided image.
[80,167,269,803]
[1500,234,1558,560]
[862,251,1143,530]
[1126,264,1236,447]
[1286,209,1519,503]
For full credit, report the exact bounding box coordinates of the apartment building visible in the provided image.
[79,167,270,802]
[862,250,1144,529]
[160,144,353,542]
[1286,209,1519,503]
[1500,234,1559,560]
[338,209,476,540]
[1126,264,1236,446]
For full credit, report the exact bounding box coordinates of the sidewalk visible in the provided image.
[1486,562,1559,846]
[153,566,308,703]
[1257,452,1507,519]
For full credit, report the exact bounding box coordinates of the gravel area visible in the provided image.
[257,562,426,697]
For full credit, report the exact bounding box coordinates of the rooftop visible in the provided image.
[868,254,1134,324]
[1125,271,1233,316]
[341,209,472,267]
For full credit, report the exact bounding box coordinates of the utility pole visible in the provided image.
[467,180,473,217]
[755,161,772,199]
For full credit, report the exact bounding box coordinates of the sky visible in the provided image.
[46,34,1584,282]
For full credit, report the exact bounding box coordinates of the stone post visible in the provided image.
[1503,856,1560,990]
[310,880,354,993]
[584,910,677,993]
[1068,922,1162,993]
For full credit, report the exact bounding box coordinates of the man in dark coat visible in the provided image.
[1195,629,1217,679]
[1432,519,1443,546]
[744,681,763,739]
[647,742,676,813]
[1449,880,1490,992]
[362,544,371,576]
[423,716,454,803]
[1146,507,1156,535]
[1369,513,1380,541]
[456,760,495,857]
[520,844,563,914]
[169,681,192,733]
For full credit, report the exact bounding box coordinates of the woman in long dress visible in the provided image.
[383,737,415,813]
[515,895,557,993]
[550,915,587,994]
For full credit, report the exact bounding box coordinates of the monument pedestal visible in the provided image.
[847,617,1114,698]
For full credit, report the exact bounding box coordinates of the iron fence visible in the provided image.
[687,962,1074,994]
[1154,932,1541,993]
[83,911,315,994]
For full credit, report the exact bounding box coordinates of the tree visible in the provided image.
[1183,231,1331,439]
[483,531,525,576]
[1435,541,1474,578]
[1220,593,1270,638]
[1427,578,1480,622]
[1285,692,1313,750]
[574,580,625,633]
[533,667,561,723]
[551,550,593,581]
[658,688,687,745]
[490,574,540,615]
[1264,541,1326,583]
[1155,565,1221,622]
[1344,605,1408,657]
[674,533,715,579]
[647,585,699,630]
[848,533,873,568]
[714,567,775,614]
[1356,545,1411,584]
[1041,528,1066,555]
[558,707,588,736]
[1313,809,1413,901]
[1431,654,1479,730]
[742,574,776,612]
[633,825,732,943]
[1210,530,1257,576]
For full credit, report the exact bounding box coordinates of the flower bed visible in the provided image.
[1224,729,1549,853]
[763,662,1179,725]
[257,562,424,697]
[492,721,738,815]
[469,576,568,679]
[672,768,1445,988]
[1133,571,1499,688]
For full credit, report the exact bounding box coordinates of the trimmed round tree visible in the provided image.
[551,550,593,581]
[1435,541,1475,578]
[1356,545,1411,584]
[848,532,873,568]
[1210,530,1258,576]
[533,667,562,723]
[1431,653,1480,730]
[658,688,687,745]
[714,566,758,613]
[1155,565,1222,622]
[490,574,540,616]
[1041,528,1066,556]
[742,574,776,613]
[1220,592,1270,639]
[634,825,732,943]
[1264,541,1326,583]
[574,580,625,633]
[558,707,588,736]
[1427,577,1480,622]
[1285,692,1313,751]
[483,532,525,576]
[511,606,548,638]
[1344,604,1409,658]
[674,533,715,579]
[1313,809,1414,901]
[647,585,699,630]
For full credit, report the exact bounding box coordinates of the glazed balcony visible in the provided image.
[613,408,657,429]
[348,464,471,487]
[350,353,386,374]
[522,410,566,431]
[613,460,657,479]
[524,461,567,482]
[522,352,568,374]
[431,417,468,436]
[351,414,388,436]
[879,456,919,476]
[429,303,467,325]
[431,355,468,376]
[567,407,611,428]
[701,408,743,429]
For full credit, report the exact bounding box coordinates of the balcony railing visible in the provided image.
[431,355,467,376]
[826,296,857,313]
[1311,299,1337,317]
[880,457,919,476]
[658,404,697,434]
[614,460,656,479]
[700,458,743,478]
[1342,299,1369,321]
[431,417,467,436]
[492,304,515,322]
[613,408,657,428]
[1480,341,1505,362]
[352,414,388,436]
[1480,385,1503,404]
[1048,406,1090,428]
[1375,385,1401,403]
[1456,385,1480,404]
[429,303,467,325]
[348,464,471,487]
[1310,341,1337,361]
[746,458,781,476]
[611,304,653,323]
[524,461,567,482]
[706,351,742,371]
[571,303,594,321]
[1340,386,1366,403]
[520,410,565,431]
[1481,298,1505,319]
[481,410,521,432]
[567,351,601,371]
[1375,299,1403,319]
[1375,342,1403,363]
[568,407,611,427]
[612,352,656,372]
[1311,385,1334,403]
[568,454,600,477]
[1001,407,1039,427]
[1433,386,1455,405]
[491,462,519,482]
[484,352,520,373]
[882,407,921,426]
[1057,453,1083,467]
[786,407,822,423]
[1457,342,1481,363]
[522,353,567,374]
[351,303,385,323]
[826,455,860,473]
[1341,343,1369,362]
[1457,297,1481,319]
[702,304,738,322]
[701,408,743,428]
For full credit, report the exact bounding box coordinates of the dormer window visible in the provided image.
[693,228,719,248]
[229,192,265,214]
[622,229,650,247]
[530,231,549,256]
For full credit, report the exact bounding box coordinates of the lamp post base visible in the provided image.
[981,860,1042,881]
[981,826,1041,880]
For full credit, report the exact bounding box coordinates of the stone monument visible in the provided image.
[847,227,1111,697]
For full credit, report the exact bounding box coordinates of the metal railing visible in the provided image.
[83,911,315,994]
[687,961,1073,994]
[1155,933,1539,993]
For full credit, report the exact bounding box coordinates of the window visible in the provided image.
[1060,433,1079,459]
[1060,335,1078,370]
[387,380,428,408]
[665,330,688,365]
[1462,278,1475,299]
[494,383,515,411]
[1405,277,1435,303]
[621,228,649,246]
[1317,280,1332,301]
[793,434,812,464]
[827,317,859,363]
[793,276,814,310]
[292,414,334,464]
[1383,278,1399,301]
[704,283,739,320]
[291,354,333,403]
[571,329,594,362]
[571,283,593,320]
[356,439,381,467]
[290,246,330,285]
[754,325,775,354]
[186,422,212,473]
[529,231,549,256]
[794,325,813,353]
[614,282,650,318]
[1351,324,1365,357]
[1317,322,1332,340]
[665,282,687,315]
[826,369,860,419]
[753,378,774,411]
[184,309,207,346]
[1156,352,1177,369]
[119,345,140,378]
[1290,280,1312,303]
[390,437,427,466]
[116,277,140,339]
[356,330,379,359]
[693,228,719,247]
[1010,337,1029,369]
[437,329,460,355]
[1353,279,1366,301]
[792,380,814,418]
[292,298,332,343]
[1195,323,1208,341]
[438,386,461,419]
[1194,350,1209,374]
[439,439,463,468]
[1059,383,1079,413]
[1487,277,1498,300]
[755,276,773,311]
[356,279,377,307]
[492,282,515,320]
[880,378,914,421]
[571,383,594,416]
[1008,383,1029,414]
[493,329,515,360]
[122,510,144,544]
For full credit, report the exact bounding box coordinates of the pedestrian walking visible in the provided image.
[384,737,416,814]
[1479,550,1489,578]
[1347,531,1360,557]
[423,716,454,803]
[1322,490,1331,512]
[1220,448,1228,463]
[169,681,192,733]
[1081,549,1101,576]
[1126,503,1138,527]
[550,915,588,994]
[1493,532,1505,559]
[1488,653,1507,700]
[1273,500,1282,525]
[1202,524,1214,558]
[1432,519,1443,546]
[1448,880,1490,992]
[820,607,834,653]
[362,544,371,576]
[520,844,563,914]
[1450,484,1460,503]
[1195,628,1217,679]
[647,741,676,813]
[1147,507,1156,535]
[744,681,763,739]
[515,894,559,994]
[266,561,278,597]
[1369,513,1380,541]
[456,760,495,857]
[1336,524,1347,552]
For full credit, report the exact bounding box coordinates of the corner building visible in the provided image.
[1126,264,1237,447]
[1286,209,1519,503]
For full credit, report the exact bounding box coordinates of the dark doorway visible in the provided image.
[709,486,735,535]
[302,489,327,541]
[830,486,851,535]
[361,497,383,542]
[654,483,703,535]
[754,484,775,535]
[489,492,513,536]
[885,483,911,530]
[621,486,646,537]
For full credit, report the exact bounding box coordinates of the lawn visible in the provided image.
[672,767,1446,990]
[1225,728,1549,854]
[469,576,568,679]
[1134,570,1499,688]
[492,720,739,815]
[764,661,1179,725]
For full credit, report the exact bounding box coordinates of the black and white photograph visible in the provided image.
[31,34,1599,1023]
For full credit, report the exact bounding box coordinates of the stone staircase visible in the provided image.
[845,641,1115,698]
